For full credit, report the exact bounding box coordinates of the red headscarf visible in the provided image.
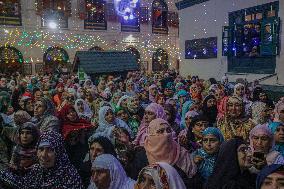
[57,104,92,139]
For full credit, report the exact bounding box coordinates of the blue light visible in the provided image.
[129,14,134,19]
[123,15,129,20]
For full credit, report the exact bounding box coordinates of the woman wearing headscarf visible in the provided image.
[80,136,116,188]
[233,83,252,115]
[192,127,224,183]
[9,122,39,176]
[148,84,158,103]
[110,92,123,109]
[144,118,197,184]
[268,122,284,157]
[206,138,256,189]
[18,96,34,117]
[217,96,254,141]
[202,95,218,126]
[74,99,93,121]
[213,84,228,120]
[249,124,284,171]
[95,106,133,141]
[251,101,271,125]
[115,95,130,111]
[164,104,180,135]
[88,154,135,189]
[57,104,93,170]
[135,162,186,189]
[274,97,284,122]
[256,164,284,189]
[32,97,60,133]
[133,103,167,146]
[180,99,193,129]
[0,131,83,189]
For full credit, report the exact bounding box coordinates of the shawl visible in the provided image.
[268,122,284,157]
[133,103,166,146]
[89,154,135,189]
[251,101,268,125]
[135,162,186,189]
[144,118,196,178]
[74,99,93,120]
[58,104,92,139]
[0,131,83,189]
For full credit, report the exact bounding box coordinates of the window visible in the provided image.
[84,0,107,30]
[152,48,168,71]
[152,0,168,34]
[0,0,21,26]
[0,45,23,73]
[223,1,279,74]
[121,3,140,32]
[36,0,71,29]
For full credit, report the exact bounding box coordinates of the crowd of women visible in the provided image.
[0,70,283,189]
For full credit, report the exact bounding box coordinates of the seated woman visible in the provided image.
[135,162,186,189]
[178,111,199,146]
[80,136,117,188]
[89,154,135,189]
[0,131,83,188]
[192,127,224,182]
[57,104,94,170]
[32,97,60,133]
[133,103,167,146]
[184,114,209,152]
[206,138,256,189]
[95,106,133,141]
[74,99,93,121]
[249,124,284,172]
[268,122,284,157]
[144,118,197,186]
[256,164,284,189]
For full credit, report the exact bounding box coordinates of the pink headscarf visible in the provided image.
[133,103,166,146]
[274,97,284,122]
[144,118,197,178]
[217,96,228,120]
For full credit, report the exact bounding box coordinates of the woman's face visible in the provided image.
[77,101,84,113]
[113,95,122,105]
[34,91,43,100]
[259,93,267,102]
[261,172,284,189]
[185,116,193,128]
[214,89,225,101]
[153,123,172,135]
[18,98,25,109]
[235,86,245,97]
[86,92,93,101]
[227,100,243,118]
[251,134,271,153]
[67,109,77,122]
[92,168,111,189]
[274,125,284,143]
[34,100,46,117]
[279,109,284,123]
[117,109,129,122]
[202,134,220,155]
[149,87,157,96]
[206,98,216,108]
[144,110,156,124]
[105,109,115,123]
[20,129,34,145]
[37,146,56,168]
[120,98,128,108]
[137,173,156,189]
[157,97,165,106]
[192,121,208,139]
[237,144,252,170]
[26,99,34,112]
[89,142,104,161]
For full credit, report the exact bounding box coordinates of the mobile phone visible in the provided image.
[253,152,265,160]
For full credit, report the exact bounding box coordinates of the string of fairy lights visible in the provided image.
[0,0,180,67]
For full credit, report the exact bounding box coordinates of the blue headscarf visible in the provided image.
[268,122,284,157]
[256,164,284,189]
[180,100,193,129]
[192,127,224,181]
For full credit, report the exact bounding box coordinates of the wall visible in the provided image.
[0,0,179,74]
[178,0,284,85]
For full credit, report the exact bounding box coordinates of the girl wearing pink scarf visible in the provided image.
[144,118,197,179]
[133,103,166,146]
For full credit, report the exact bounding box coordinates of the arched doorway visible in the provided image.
[43,46,69,73]
[89,46,104,51]
[152,48,168,71]
[0,45,23,73]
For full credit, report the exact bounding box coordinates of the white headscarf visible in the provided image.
[89,154,135,189]
[74,99,93,119]
[116,95,130,108]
